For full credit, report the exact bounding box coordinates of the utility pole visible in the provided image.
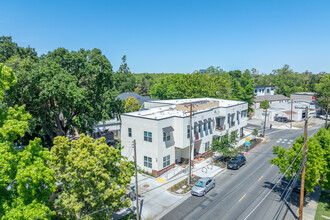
[297,107,309,220]
[133,140,140,220]
[290,99,293,129]
[263,108,267,137]
[325,97,329,129]
[188,103,193,185]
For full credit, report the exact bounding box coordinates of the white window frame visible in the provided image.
[163,132,170,141]
[163,155,170,168]
[144,131,152,142]
[144,156,152,168]
[128,128,132,137]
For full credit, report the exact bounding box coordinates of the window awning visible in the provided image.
[162,126,174,133]
[194,122,198,126]
[203,119,208,123]
[208,118,213,122]
[199,120,203,124]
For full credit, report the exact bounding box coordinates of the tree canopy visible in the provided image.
[50,135,134,219]
[124,97,141,113]
[260,100,270,109]
[3,45,122,146]
[270,128,330,193]
[0,64,55,219]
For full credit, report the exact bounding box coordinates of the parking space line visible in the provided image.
[239,194,246,202]
[271,164,274,167]
[258,176,263,182]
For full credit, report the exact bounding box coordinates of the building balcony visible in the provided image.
[215,125,226,131]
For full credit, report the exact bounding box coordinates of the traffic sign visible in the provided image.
[312,96,316,100]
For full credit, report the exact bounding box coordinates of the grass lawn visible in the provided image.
[315,190,330,220]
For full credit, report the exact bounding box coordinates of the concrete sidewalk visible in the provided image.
[113,158,225,219]
[301,186,322,220]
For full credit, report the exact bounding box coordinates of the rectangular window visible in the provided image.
[163,155,170,168]
[187,126,190,139]
[204,122,207,131]
[241,110,247,118]
[205,141,210,152]
[199,124,202,133]
[163,132,170,141]
[194,125,197,134]
[144,131,152,142]
[144,156,152,168]
[128,128,132,137]
[208,121,211,129]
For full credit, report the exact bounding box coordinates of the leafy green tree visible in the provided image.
[150,72,232,100]
[138,75,150,96]
[270,129,329,193]
[4,48,122,146]
[50,135,134,219]
[260,100,270,109]
[124,97,141,113]
[0,64,55,219]
[252,129,259,138]
[314,128,330,190]
[228,70,242,79]
[230,78,244,101]
[315,73,330,109]
[205,66,222,75]
[0,36,18,63]
[114,55,136,93]
[239,70,255,113]
[211,133,238,161]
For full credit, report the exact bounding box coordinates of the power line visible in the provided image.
[243,126,320,220]
[273,158,305,220]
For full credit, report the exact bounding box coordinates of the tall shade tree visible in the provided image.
[4,48,122,146]
[239,70,255,113]
[114,55,136,93]
[0,64,55,219]
[270,129,329,193]
[50,135,134,219]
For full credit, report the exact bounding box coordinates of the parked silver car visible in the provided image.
[191,177,215,196]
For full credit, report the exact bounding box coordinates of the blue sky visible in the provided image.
[1,0,330,74]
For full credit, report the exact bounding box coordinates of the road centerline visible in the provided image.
[258,176,263,182]
[239,194,246,202]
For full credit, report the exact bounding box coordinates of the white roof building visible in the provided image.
[120,98,248,176]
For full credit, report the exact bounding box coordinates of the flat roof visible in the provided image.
[123,98,246,119]
[291,92,315,96]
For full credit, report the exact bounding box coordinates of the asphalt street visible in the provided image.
[161,125,321,220]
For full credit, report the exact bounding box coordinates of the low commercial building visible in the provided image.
[120,98,248,176]
[253,94,290,110]
[291,92,316,103]
[254,102,316,122]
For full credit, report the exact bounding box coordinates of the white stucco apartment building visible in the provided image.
[120,98,248,176]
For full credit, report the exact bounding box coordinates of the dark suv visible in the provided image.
[227,155,246,170]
